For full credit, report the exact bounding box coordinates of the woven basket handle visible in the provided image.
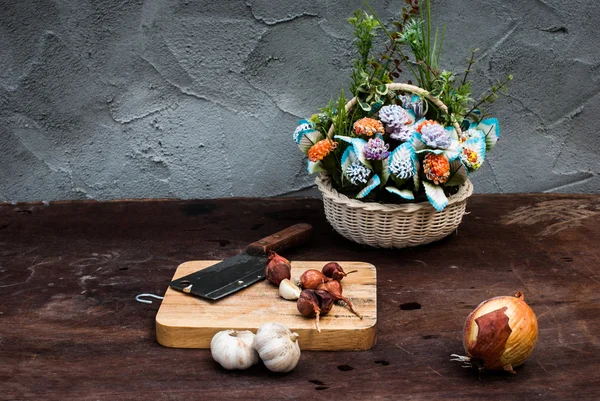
[327,82,462,139]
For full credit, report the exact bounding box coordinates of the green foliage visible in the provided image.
[430,70,473,125]
[348,11,381,96]
[332,88,350,138]
[348,11,380,68]
[349,0,511,124]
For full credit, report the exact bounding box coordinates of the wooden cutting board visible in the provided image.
[156,260,377,351]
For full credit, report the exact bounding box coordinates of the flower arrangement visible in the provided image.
[293,0,511,211]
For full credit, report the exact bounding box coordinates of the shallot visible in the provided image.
[321,262,357,282]
[317,279,363,319]
[297,289,334,332]
[451,291,538,374]
[265,251,291,286]
[300,269,330,289]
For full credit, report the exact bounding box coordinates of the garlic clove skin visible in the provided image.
[210,329,260,370]
[279,278,301,300]
[254,322,301,373]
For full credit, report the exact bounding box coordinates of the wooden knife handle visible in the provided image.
[246,223,313,256]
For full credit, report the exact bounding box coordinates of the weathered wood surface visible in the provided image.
[156,261,377,350]
[0,195,599,400]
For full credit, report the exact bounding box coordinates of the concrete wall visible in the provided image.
[0,0,598,202]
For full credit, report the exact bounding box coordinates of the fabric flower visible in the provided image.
[353,117,384,137]
[345,161,371,185]
[423,153,450,184]
[308,139,337,162]
[378,105,414,141]
[389,157,413,179]
[460,137,486,171]
[460,128,485,143]
[461,148,482,170]
[417,120,451,149]
[390,157,413,179]
[293,119,315,144]
[399,94,414,109]
[364,137,390,160]
[399,94,426,119]
[388,145,415,179]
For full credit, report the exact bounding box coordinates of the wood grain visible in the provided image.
[246,223,313,255]
[156,261,377,350]
[0,195,599,400]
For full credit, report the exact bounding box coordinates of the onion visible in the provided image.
[452,291,538,374]
[317,280,362,319]
[265,251,291,286]
[297,289,334,332]
[300,269,329,289]
[321,262,357,282]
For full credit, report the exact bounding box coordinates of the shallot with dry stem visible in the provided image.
[321,262,357,282]
[297,289,334,332]
[317,279,363,319]
[451,291,538,374]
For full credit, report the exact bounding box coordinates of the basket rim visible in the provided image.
[315,174,473,213]
[326,82,463,140]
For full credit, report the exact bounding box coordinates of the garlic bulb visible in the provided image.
[210,330,260,370]
[254,322,301,372]
[452,291,538,374]
[279,278,301,300]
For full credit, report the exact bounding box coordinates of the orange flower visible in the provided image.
[416,119,437,133]
[423,153,450,184]
[353,118,384,136]
[308,139,338,162]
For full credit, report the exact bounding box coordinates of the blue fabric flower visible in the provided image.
[460,128,485,143]
[346,162,371,185]
[388,144,416,179]
[293,119,315,144]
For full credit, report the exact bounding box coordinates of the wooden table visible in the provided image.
[1,195,599,400]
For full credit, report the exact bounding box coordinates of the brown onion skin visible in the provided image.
[463,291,538,373]
[314,289,334,314]
[297,289,334,316]
[265,251,291,286]
[300,269,329,289]
[297,289,335,332]
[317,279,343,299]
[322,262,346,281]
[317,280,362,319]
[297,289,320,317]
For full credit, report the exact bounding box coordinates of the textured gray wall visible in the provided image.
[0,0,598,202]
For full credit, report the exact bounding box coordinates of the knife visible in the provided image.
[169,223,313,300]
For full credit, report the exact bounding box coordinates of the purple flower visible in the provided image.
[378,105,414,141]
[420,122,451,149]
[379,104,414,140]
[389,125,413,142]
[399,94,426,119]
[364,137,390,160]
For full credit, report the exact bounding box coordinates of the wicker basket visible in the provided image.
[317,82,474,248]
[316,175,473,248]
